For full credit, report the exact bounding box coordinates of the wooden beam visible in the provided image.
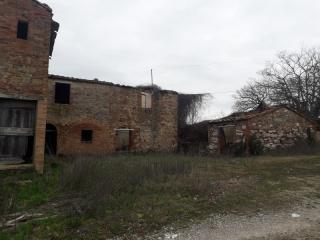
[0,127,34,136]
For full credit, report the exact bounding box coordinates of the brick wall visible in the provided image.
[47,77,178,155]
[0,0,52,99]
[0,0,53,173]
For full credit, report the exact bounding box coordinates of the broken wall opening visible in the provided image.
[218,125,236,154]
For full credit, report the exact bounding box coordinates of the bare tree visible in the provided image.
[233,48,320,117]
[178,93,211,127]
[233,80,271,112]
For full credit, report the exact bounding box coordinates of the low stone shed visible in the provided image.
[208,105,320,155]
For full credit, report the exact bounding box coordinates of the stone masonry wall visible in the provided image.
[248,108,317,150]
[208,126,219,154]
[47,77,178,155]
[208,107,318,154]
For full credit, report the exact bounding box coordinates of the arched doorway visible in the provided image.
[45,124,57,155]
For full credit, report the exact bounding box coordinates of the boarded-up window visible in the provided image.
[223,126,236,144]
[141,92,152,109]
[17,21,28,40]
[55,83,70,104]
[116,129,132,151]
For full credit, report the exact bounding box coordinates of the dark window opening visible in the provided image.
[17,21,29,40]
[24,136,34,163]
[81,130,93,143]
[55,83,70,104]
[45,124,57,155]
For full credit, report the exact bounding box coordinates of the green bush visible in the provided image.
[249,135,264,156]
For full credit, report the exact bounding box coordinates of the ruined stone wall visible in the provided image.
[208,121,246,154]
[208,126,219,154]
[208,107,318,154]
[248,108,317,150]
[47,78,178,155]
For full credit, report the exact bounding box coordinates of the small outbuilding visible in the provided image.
[208,104,319,155]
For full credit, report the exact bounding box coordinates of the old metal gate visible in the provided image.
[0,99,36,164]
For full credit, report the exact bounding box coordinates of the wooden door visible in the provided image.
[116,130,132,151]
[0,100,36,164]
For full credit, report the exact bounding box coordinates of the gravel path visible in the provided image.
[151,199,320,240]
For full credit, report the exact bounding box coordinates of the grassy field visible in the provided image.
[0,154,320,239]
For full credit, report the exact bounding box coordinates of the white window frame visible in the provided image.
[141,92,152,109]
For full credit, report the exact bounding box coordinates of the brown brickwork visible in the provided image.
[208,106,319,154]
[0,0,52,99]
[0,0,178,172]
[0,0,53,173]
[33,99,47,173]
[47,76,178,155]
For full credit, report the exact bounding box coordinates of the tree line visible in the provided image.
[233,48,320,118]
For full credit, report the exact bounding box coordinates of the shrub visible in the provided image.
[249,135,264,156]
[306,128,316,146]
[268,137,320,156]
[230,141,246,157]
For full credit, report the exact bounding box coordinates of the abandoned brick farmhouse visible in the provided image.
[208,104,320,155]
[0,0,178,173]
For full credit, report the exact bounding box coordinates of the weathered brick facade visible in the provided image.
[208,106,319,155]
[0,0,178,172]
[0,0,54,173]
[47,76,178,155]
[0,0,52,97]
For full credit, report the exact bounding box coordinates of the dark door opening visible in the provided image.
[218,127,226,154]
[24,136,34,163]
[45,124,57,155]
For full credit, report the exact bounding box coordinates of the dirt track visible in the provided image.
[150,198,320,240]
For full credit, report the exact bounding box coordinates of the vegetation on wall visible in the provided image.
[178,94,211,154]
[178,94,211,128]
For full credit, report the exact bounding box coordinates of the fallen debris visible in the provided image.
[291,213,301,218]
[1,213,44,228]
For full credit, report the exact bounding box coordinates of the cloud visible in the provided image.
[46,0,320,118]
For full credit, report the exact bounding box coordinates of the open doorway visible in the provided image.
[45,124,57,155]
[218,125,236,154]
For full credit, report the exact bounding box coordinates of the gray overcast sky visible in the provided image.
[46,0,320,119]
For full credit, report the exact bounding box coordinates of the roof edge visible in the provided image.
[48,74,178,94]
[32,0,52,13]
[209,105,319,127]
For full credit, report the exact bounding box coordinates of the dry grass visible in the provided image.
[0,154,320,239]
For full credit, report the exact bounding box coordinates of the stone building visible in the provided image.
[208,105,319,155]
[46,75,178,156]
[0,0,178,173]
